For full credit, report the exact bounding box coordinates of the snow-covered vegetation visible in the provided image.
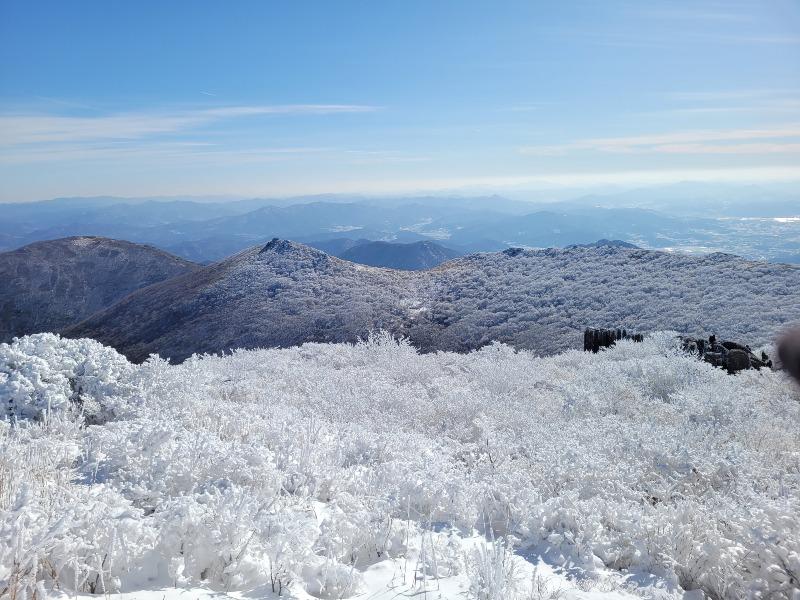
[2,332,799,599]
[0,237,198,344]
[66,241,800,363]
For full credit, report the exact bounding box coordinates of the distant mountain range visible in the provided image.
[564,182,800,218]
[307,239,461,270]
[0,237,199,343]
[1,191,797,264]
[58,238,800,363]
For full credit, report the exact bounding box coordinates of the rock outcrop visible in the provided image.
[583,327,645,353]
[682,335,772,374]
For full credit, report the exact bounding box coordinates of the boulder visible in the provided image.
[682,334,771,374]
[726,349,750,373]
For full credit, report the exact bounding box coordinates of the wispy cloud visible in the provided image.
[637,8,753,23]
[637,103,800,117]
[636,89,800,119]
[573,29,800,49]
[519,125,800,156]
[502,104,545,112]
[667,89,800,102]
[0,104,379,146]
[265,166,800,197]
[654,142,800,154]
[0,140,347,166]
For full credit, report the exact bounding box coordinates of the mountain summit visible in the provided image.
[64,240,420,361]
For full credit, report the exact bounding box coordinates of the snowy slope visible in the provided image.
[65,240,422,361]
[64,240,800,362]
[0,237,199,343]
[2,333,798,599]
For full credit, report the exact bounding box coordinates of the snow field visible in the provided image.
[1,332,799,599]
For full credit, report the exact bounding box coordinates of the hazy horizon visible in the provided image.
[1,178,797,207]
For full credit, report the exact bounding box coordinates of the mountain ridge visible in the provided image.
[63,239,800,363]
[3,194,797,264]
[0,237,200,342]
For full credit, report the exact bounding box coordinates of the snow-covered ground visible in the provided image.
[58,532,664,600]
[2,333,799,599]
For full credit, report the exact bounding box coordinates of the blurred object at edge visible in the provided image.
[778,327,800,385]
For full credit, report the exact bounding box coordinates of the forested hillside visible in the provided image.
[0,237,199,342]
[65,240,800,362]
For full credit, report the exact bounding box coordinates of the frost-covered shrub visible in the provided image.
[155,482,318,591]
[300,556,362,599]
[0,334,136,423]
[0,415,154,598]
[465,540,523,600]
[2,332,799,599]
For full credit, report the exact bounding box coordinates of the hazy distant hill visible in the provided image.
[305,237,368,256]
[309,239,462,269]
[573,182,800,217]
[65,239,800,362]
[568,239,639,249]
[2,193,797,263]
[339,240,460,270]
[0,237,199,342]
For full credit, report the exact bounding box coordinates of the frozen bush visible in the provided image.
[0,334,136,423]
[465,540,523,600]
[1,332,799,598]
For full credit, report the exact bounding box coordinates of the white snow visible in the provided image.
[2,332,799,599]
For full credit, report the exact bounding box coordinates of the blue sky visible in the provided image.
[1,0,799,201]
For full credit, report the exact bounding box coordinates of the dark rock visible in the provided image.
[583,327,644,353]
[259,238,283,254]
[683,334,770,375]
[726,349,750,373]
[721,340,749,352]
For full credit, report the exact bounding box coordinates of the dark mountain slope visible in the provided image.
[64,240,800,362]
[568,239,638,249]
[339,240,461,270]
[305,238,368,256]
[0,237,199,342]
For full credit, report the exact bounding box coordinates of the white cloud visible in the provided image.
[0,104,378,145]
[637,8,754,23]
[0,141,341,166]
[520,124,800,156]
[667,89,800,102]
[653,142,800,154]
